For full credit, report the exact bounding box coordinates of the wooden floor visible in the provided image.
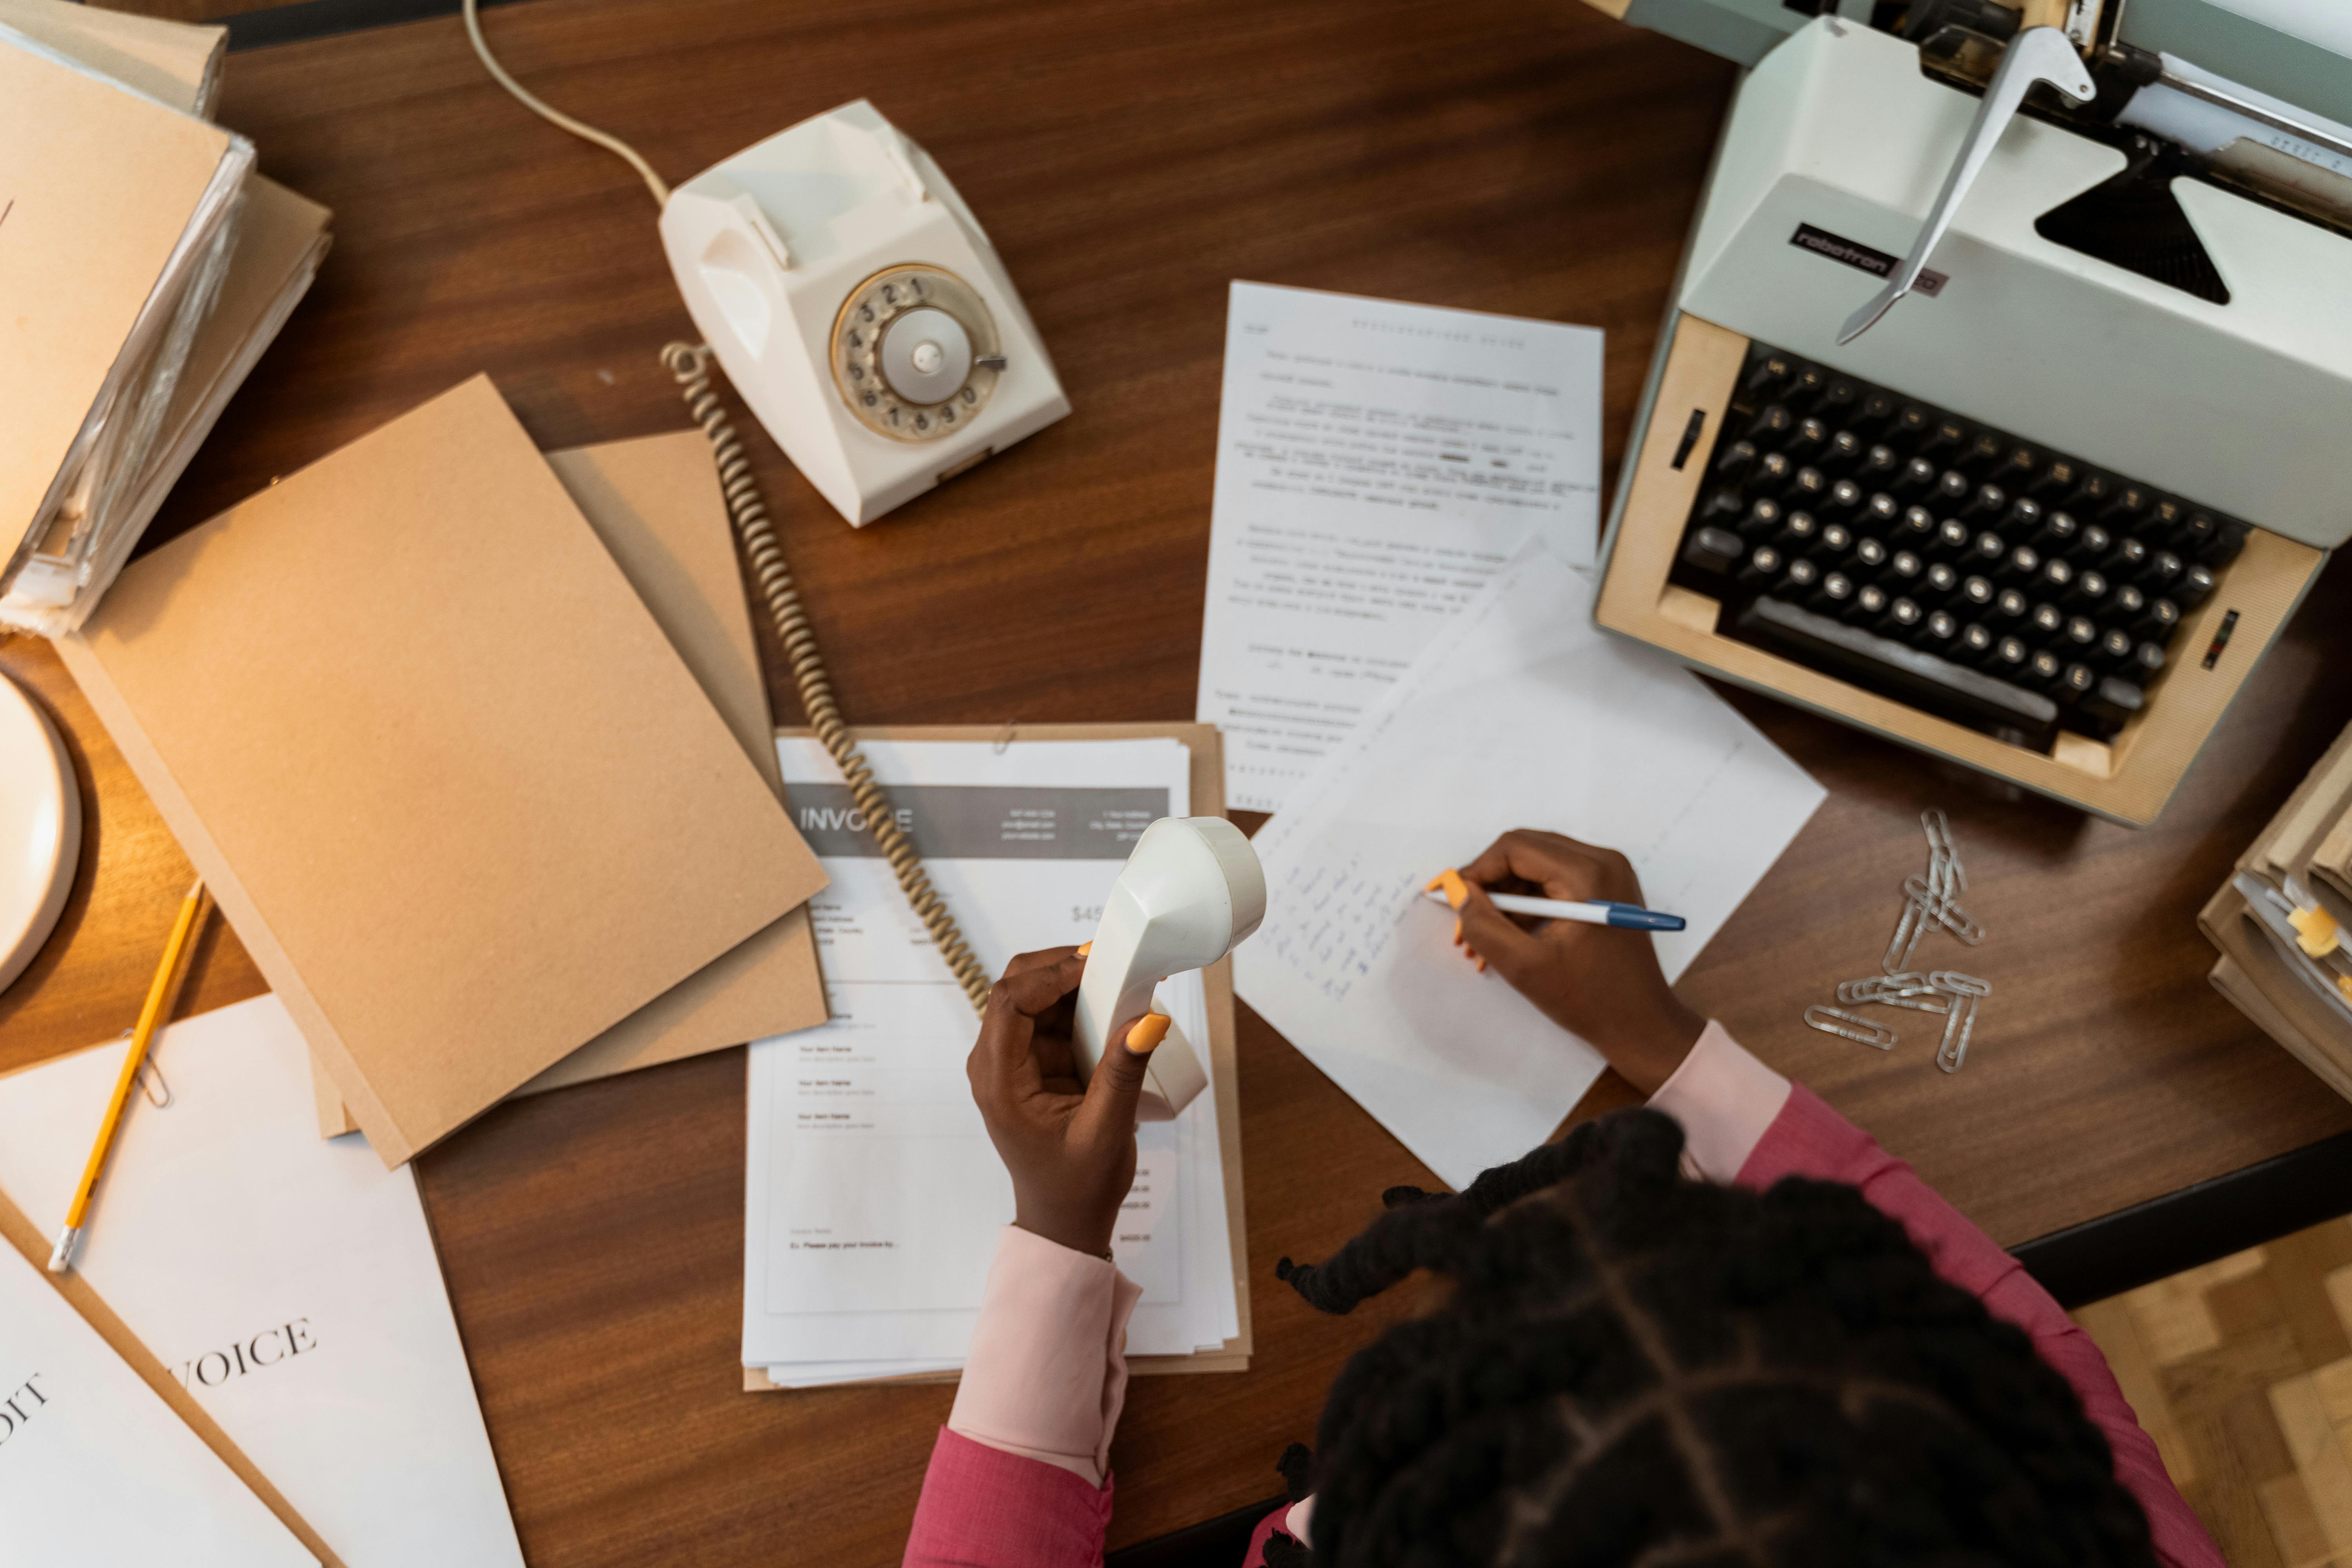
[2080,1220,2352,1566]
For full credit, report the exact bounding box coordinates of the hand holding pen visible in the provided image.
[1428,830,1706,1096]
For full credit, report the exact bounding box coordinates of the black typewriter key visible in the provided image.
[2098,627,2136,668]
[2036,557,2074,597]
[2098,485,2151,527]
[2072,677,2145,741]
[1788,417,1831,457]
[1922,417,1968,459]
[2169,510,2218,558]
[1989,446,2038,489]
[2023,648,2066,691]
[2109,582,2146,621]
[2029,510,2079,552]
[1816,376,1861,421]
[1699,489,1746,524]
[1890,405,1935,445]
[2174,563,2216,611]
[1853,390,1902,434]
[2070,523,2112,563]
[2064,471,2112,514]
[2058,661,2100,705]
[1955,432,2005,477]
[1713,441,1760,481]
[1856,444,1900,483]
[1935,470,1972,508]
[1925,561,1960,598]
[1820,431,1866,473]
[1743,352,1798,399]
[2131,598,2180,644]
[2102,535,2149,576]
[1881,549,1924,589]
[2131,641,2167,681]
[1772,511,1819,550]
[1896,504,1938,544]
[1925,519,1973,560]
[1920,608,1960,651]
[1808,571,1855,613]
[1958,622,1996,662]
[2029,602,2065,640]
[1864,492,1901,530]
[2064,615,2099,651]
[1786,366,1829,410]
[2028,457,2082,501]
[1788,466,1827,504]
[2063,568,2108,608]
[1983,635,2031,676]
[1992,587,2030,623]
[1779,557,1819,595]
[1849,583,1890,622]
[2136,549,2184,593]
[1680,526,1744,577]
[1996,543,2040,581]
[1735,544,1784,587]
[1960,573,1996,610]
[1969,530,2008,566]
[1852,537,1889,573]
[1754,451,1794,490]
[2203,517,2249,567]
[1878,596,1924,637]
[2001,496,2043,535]
[1890,457,1940,499]
[1736,497,1782,536]
[1813,522,1855,562]
[1747,403,1795,442]
[1821,478,1866,515]
[1958,484,2008,523]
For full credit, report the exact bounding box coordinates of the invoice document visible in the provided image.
[744,738,1239,1384]
[0,1198,317,1568]
[1197,281,1604,812]
[1236,540,1826,1191]
[0,996,522,1568]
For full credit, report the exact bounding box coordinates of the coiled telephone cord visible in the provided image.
[663,342,992,1011]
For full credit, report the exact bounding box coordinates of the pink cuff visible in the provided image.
[1647,1019,1791,1183]
[947,1225,1144,1488]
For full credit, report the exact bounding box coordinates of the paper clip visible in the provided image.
[1927,970,1991,997]
[1936,991,1979,1074]
[1883,895,1929,975]
[1902,875,1985,944]
[1805,1005,1897,1050]
[136,1057,172,1109]
[1836,974,1951,1013]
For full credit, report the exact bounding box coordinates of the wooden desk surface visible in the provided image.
[12,0,2352,1559]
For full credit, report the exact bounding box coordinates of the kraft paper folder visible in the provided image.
[0,0,224,115]
[0,1184,342,1567]
[307,428,829,1136]
[60,377,829,1167]
[742,721,1253,1391]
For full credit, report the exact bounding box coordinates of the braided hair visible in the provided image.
[1270,1109,2156,1568]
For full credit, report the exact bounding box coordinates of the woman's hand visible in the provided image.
[1445,829,1706,1095]
[966,946,1157,1258]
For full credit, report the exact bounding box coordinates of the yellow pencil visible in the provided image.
[48,878,211,1274]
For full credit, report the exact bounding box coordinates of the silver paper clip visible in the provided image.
[1806,1005,1898,1050]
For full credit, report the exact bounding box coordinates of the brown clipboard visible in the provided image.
[0,1187,344,1567]
[742,720,1252,1391]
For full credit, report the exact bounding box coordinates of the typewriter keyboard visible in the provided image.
[1671,341,2249,753]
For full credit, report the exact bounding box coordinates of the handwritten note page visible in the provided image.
[1197,282,1604,811]
[1237,541,1826,1191]
[0,997,522,1568]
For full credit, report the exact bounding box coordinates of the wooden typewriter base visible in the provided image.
[1595,313,2327,826]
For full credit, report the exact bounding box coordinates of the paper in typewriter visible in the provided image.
[0,1198,316,1567]
[1198,281,1604,812]
[1238,539,1825,1192]
[744,739,1238,1383]
[0,996,522,1568]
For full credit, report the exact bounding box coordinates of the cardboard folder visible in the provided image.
[309,430,829,1136]
[0,0,223,115]
[742,721,1252,1390]
[60,377,828,1166]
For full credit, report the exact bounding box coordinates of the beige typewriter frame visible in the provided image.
[1596,314,2327,826]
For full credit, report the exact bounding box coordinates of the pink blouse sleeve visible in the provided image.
[1654,1027,2221,1568]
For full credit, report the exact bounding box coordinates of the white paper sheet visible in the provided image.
[744,739,1239,1377]
[0,996,521,1568]
[1196,281,1605,812]
[0,1235,317,1568]
[1237,540,1826,1191]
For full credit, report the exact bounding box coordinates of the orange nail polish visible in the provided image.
[1452,916,1462,944]
[1076,941,1093,957]
[1474,955,1487,974]
[1438,868,1470,910]
[1127,1013,1171,1053]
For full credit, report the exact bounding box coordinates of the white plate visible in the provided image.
[0,671,80,996]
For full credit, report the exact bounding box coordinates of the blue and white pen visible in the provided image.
[1423,869,1685,932]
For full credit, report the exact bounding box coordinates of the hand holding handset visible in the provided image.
[1073,817,1266,1121]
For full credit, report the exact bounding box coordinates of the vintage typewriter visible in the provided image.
[1588,1,2352,823]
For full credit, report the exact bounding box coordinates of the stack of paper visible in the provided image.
[59,380,831,1167]
[1236,539,1825,1192]
[2198,722,2352,1099]
[1,2,330,633]
[742,734,1247,1388]
[0,997,524,1567]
